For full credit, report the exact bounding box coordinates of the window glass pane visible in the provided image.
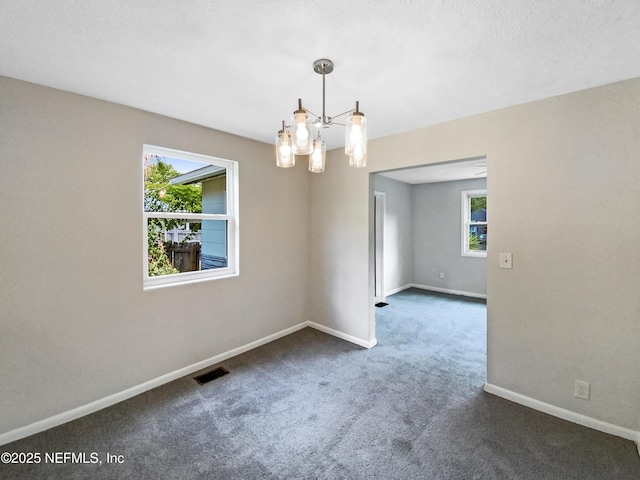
[143,146,237,288]
[468,225,487,251]
[470,196,487,222]
[143,154,227,215]
[147,218,228,276]
[201,219,228,270]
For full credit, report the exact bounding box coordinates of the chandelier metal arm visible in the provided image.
[300,107,355,128]
[302,107,320,121]
[328,108,356,121]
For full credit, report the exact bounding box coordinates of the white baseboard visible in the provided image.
[484,383,640,452]
[0,320,374,447]
[307,321,377,349]
[383,283,486,300]
[0,322,310,447]
[384,284,413,296]
[411,283,487,299]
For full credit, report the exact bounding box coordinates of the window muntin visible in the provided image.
[143,145,238,289]
[462,189,487,257]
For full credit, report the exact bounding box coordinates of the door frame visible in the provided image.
[374,191,386,303]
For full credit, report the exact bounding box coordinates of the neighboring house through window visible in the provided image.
[461,189,487,257]
[143,145,238,289]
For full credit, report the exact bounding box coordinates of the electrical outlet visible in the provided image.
[574,380,590,400]
[439,272,445,279]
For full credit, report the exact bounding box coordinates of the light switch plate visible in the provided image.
[500,253,513,269]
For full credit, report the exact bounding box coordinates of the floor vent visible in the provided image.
[194,367,229,385]
[375,302,389,308]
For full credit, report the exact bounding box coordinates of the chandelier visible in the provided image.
[275,59,368,173]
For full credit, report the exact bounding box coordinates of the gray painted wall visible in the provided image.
[372,175,413,294]
[311,78,640,432]
[0,76,310,435]
[412,178,487,295]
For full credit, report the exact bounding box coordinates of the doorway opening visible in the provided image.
[369,157,488,374]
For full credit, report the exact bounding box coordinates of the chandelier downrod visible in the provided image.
[313,59,333,125]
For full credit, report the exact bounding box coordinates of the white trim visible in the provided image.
[0,322,308,447]
[0,321,374,446]
[484,383,640,448]
[143,271,240,291]
[374,191,386,303]
[308,322,377,349]
[411,283,487,299]
[382,283,486,299]
[142,145,240,290]
[461,189,487,258]
[144,144,232,166]
[384,284,413,296]
[143,212,231,221]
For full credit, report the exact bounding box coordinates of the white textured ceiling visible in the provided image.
[379,158,487,185]
[2,0,640,154]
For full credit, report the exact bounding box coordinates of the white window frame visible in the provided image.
[143,145,239,290]
[461,189,487,258]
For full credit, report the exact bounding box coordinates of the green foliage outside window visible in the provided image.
[469,233,481,250]
[144,156,203,276]
[470,196,486,212]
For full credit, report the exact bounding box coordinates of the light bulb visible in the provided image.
[279,144,291,156]
[276,127,295,168]
[296,124,309,143]
[353,144,364,161]
[349,125,363,143]
[309,139,326,173]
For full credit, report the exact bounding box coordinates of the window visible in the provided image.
[143,145,238,289]
[462,189,487,257]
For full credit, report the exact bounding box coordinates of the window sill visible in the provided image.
[143,271,239,291]
[462,251,487,258]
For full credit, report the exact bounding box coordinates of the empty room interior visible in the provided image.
[1,1,639,478]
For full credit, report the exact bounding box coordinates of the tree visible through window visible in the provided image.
[143,145,238,288]
[462,189,487,257]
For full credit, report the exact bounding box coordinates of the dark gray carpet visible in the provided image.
[2,289,638,479]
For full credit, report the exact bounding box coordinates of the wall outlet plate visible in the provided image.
[500,252,513,269]
[574,380,590,400]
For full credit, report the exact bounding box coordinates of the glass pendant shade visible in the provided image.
[292,103,312,155]
[349,150,367,168]
[276,127,294,168]
[345,109,367,159]
[309,139,326,173]
[273,61,369,173]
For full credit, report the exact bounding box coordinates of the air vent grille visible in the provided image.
[194,367,229,385]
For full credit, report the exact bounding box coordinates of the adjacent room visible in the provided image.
[372,158,488,302]
[1,1,639,478]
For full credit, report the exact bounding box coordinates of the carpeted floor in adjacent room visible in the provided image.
[1,288,639,479]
